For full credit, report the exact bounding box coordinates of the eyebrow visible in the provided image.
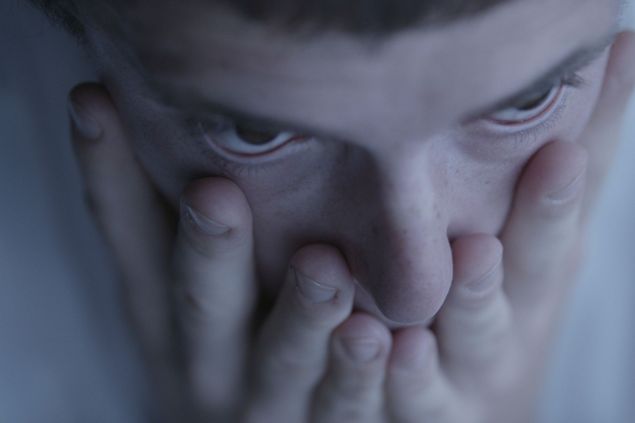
[471,32,618,119]
[157,32,618,137]
[160,88,344,140]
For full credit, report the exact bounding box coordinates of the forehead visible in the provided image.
[96,0,619,144]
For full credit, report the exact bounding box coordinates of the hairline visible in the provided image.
[29,0,516,39]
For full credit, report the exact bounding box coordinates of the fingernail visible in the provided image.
[294,268,337,304]
[466,258,501,293]
[68,95,102,140]
[546,170,585,204]
[181,203,231,236]
[341,337,381,363]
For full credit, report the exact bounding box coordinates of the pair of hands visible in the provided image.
[67,33,635,423]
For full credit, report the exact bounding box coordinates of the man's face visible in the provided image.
[84,0,619,325]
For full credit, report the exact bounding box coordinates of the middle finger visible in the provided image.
[174,177,257,417]
[244,244,355,423]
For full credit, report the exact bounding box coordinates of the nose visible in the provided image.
[349,147,454,324]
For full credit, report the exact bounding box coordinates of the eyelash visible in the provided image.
[483,71,585,146]
[559,71,586,90]
[193,71,586,176]
[192,120,313,177]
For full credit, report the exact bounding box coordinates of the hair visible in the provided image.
[28,0,85,39]
[28,0,511,40]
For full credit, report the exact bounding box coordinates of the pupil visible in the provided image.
[235,124,278,145]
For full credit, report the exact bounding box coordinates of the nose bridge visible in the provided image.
[358,145,454,324]
[380,146,443,224]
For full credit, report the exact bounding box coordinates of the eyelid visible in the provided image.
[488,84,563,126]
[509,72,585,108]
[197,119,315,167]
[470,69,587,123]
[475,84,574,147]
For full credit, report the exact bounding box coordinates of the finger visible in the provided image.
[579,31,635,221]
[387,328,464,423]
[311,314,391,423]
[69,83,174,356]
[434,235,518,388]
[501,141,588,322]
[243,245,355,423]
[174,178,256,417]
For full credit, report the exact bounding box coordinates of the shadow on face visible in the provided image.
[81,0,618,325]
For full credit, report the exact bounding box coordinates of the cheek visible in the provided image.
[97,42,608,318]
[240,143,377,295]
[447,55,608,236]
[96,54,233,206]
[444,163,520,238]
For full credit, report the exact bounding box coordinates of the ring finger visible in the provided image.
[311,313,391,423]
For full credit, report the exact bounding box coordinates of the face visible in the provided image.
[81,0,619,326]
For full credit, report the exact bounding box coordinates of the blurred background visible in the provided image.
[0,1,633,422]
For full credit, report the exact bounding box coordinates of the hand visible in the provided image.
[67,31,635,423]
[380,31,635,423]
[279,31,635,423]
[69,84,362,422]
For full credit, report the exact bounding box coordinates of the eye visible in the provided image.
[486,83,563,126]
[200,119,307,157]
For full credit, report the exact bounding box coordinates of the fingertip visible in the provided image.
[68,83,109,142]
[389,327,436,372]
[290,244,355,295]
[181,177,253,234]
[263,245,354,337]
[69,82,112,109]
[518,141,588,213]
[334,313,392,362]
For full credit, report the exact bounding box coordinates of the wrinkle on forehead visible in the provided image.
[119,0,619,147]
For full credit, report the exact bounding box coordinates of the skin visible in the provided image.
[78,0,619,325]
[60,0,635,421]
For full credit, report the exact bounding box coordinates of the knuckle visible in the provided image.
[261,345,323,382]
[175,281,249,326]
[324,375,381,405]
[177,289,224,325]
[330,358,386,399]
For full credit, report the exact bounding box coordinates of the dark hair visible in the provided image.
[28,0,510,38]
[28,0,85,39]
[218,0,510,34]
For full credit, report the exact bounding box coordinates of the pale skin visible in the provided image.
[63,0,635,421]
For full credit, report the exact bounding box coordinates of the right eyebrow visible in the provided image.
[469,31,617,119]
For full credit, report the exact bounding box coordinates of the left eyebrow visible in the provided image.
[470,31,618,119]
[156,32,619,137]
[156,85,337,139]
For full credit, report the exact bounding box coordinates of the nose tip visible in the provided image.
[361,235,454,324]
[371,265,452,324]
[340,146,455,325]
